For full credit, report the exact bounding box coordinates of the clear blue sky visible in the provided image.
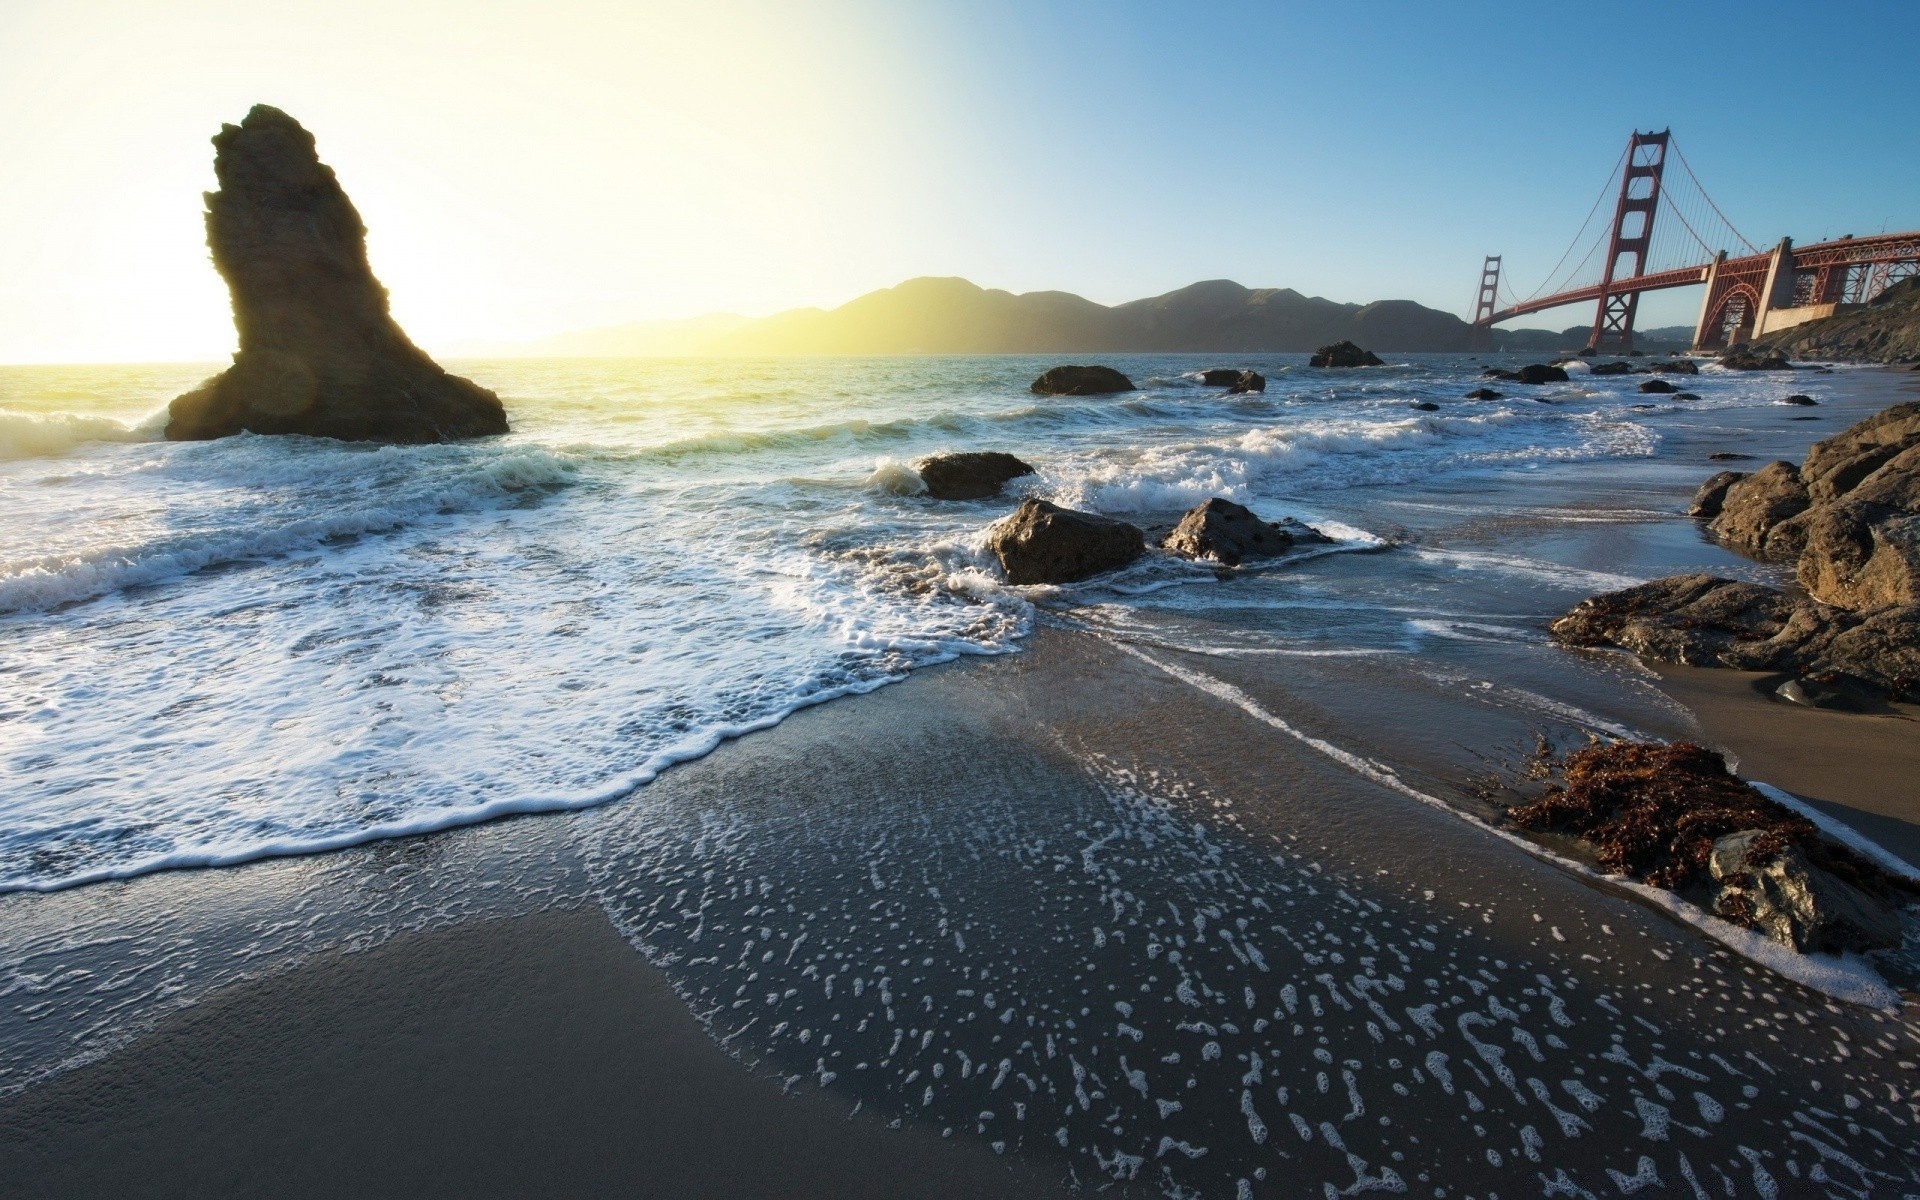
[2,0,1915,359]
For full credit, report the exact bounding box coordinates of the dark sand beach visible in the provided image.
[4,366,1919,1197]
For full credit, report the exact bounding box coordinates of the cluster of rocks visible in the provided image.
[1554,400,1920,703]
[167,106,507,444]
[1507,741,1911,953]
[1718,348,1796,371]
[984,496,1327,585]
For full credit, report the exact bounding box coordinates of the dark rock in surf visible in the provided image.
[1675,392,1701,400]
[1227,370,1265,394]
[1719,350,1793,371]
[987,499,1144,585]
[1513,363,1569,385]
[1410,401,1439,411]
[1030,365,1135,396]
[1161,498,1325,567]
[1638,378,1678,394]
[1464,387,1502,400]
[1309,341,1383,368]
[1708,452,1754,461]
[166,106,507,444]
[1589,361,1633,376]
[1782,394,1818,406]
[914,451,1036,501]
[1649,360,1700,375]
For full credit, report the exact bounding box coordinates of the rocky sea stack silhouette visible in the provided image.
[167,105,508,444]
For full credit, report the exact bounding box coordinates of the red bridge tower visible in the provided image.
[1588,129,1670,353]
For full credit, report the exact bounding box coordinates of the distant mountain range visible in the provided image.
[468,277,1693,358]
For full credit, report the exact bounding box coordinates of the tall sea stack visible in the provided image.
[166,105,508,443]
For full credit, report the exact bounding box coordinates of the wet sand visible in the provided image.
[5,624,1918,1197]
[0,905,1073,1199]
[1652,664,1920,866]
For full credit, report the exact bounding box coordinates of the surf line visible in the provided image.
[1101,635,1902,1009]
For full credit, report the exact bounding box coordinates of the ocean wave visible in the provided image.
[0,407,166,461]
[0,444,578,613]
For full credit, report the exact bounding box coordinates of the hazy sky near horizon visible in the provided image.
[2,0,1916,362]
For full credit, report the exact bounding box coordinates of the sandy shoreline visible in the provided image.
[5,369,1920,1195]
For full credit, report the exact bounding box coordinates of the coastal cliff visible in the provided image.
[1743,277,1920,363]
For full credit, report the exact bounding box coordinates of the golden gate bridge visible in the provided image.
[1471,130,1919,353]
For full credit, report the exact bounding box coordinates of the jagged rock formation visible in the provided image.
[1030,366,1135,396]
[166,106,507,443]
[1308,341,1382,368]
[1160,498,1326,567]
[1743,277,1920,363]
[988,499,1144,585]
[913,452,1035,501]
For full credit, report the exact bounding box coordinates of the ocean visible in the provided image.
[0,354,1845,892]
[7,353,1920,1195]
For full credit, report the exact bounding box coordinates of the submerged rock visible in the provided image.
[166,106,507,444]
[1030,365,1135,396]
[1409,400,1439,411]
[914,451,1035,501]
[1308,341,1383,368]
[988,499,1144,585]
[1782,393,1818,406]
[1161,498,1325,566]
[1463,386,1503,400]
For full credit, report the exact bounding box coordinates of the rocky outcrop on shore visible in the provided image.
[988,499,1145,584]
[1507,741,1911,953]
[1558,401,1920,702]
[1717,349,1793,371]
[1741,277,1920,364]
[1030,366,1135,396]
[1161,498,1327,567]
[1702,402,1920,606]
[1308,341,1382,368]
[166,106,507,444]
[1550,574,1920,700]
[914,452,1035,500]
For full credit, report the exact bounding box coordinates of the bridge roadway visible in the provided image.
[1483,229,1920,349]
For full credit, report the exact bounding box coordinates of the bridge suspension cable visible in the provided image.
[1513,144,1628,304]
[1668,138,1758,256]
